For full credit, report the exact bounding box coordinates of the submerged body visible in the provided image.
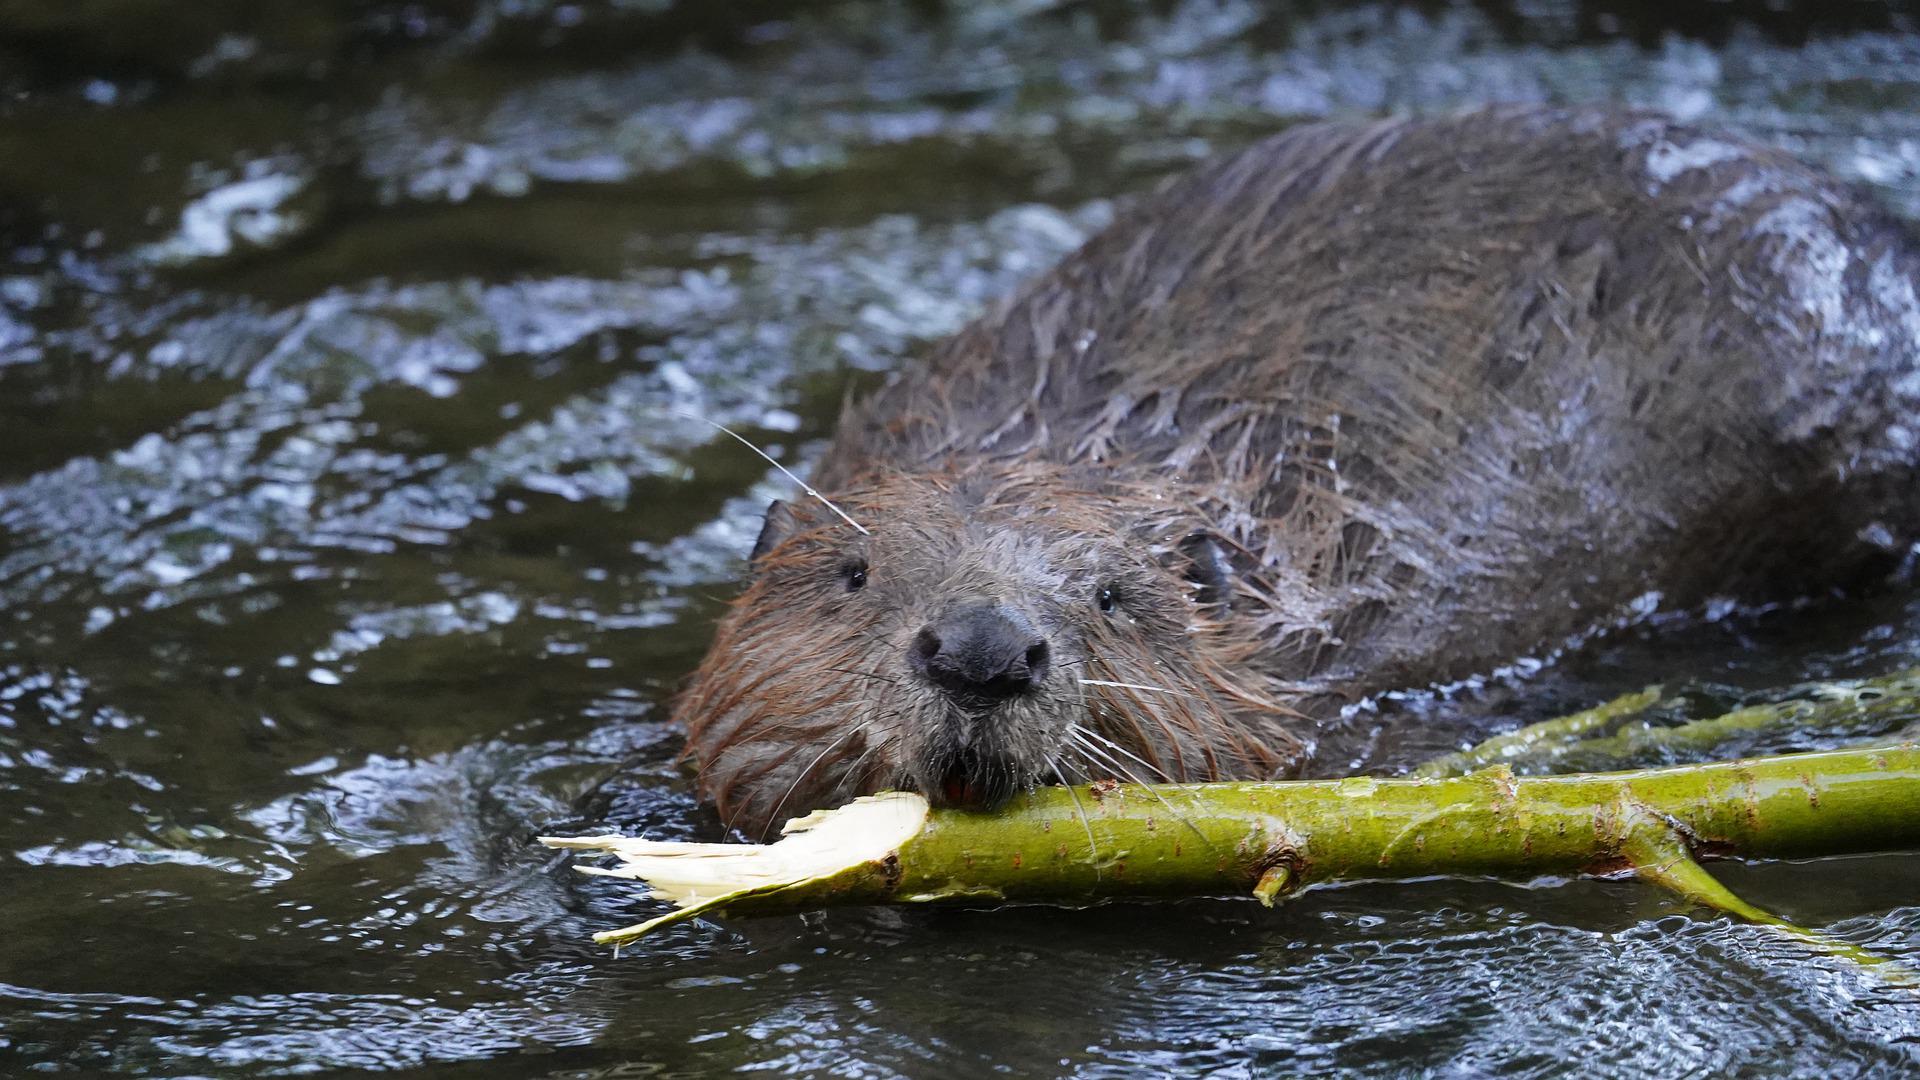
[678,107,1920,836]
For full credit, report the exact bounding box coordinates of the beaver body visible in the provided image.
[679,108,1920,835]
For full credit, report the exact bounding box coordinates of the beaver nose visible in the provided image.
[909,603,1051,704]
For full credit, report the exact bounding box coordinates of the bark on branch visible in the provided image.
[545,742,1920,967]
[1416,669,1920,778]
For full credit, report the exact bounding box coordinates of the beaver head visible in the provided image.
[675,461,1301,836]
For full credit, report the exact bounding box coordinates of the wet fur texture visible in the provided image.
[679,107,1920,836]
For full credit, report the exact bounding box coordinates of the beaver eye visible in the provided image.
[1096,585,1117,613]
[842,560,868,592]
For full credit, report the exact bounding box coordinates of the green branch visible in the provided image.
[545,742,1920,973]
[1416,669,1920,778]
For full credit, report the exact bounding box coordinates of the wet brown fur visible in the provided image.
[678,107,1920,836]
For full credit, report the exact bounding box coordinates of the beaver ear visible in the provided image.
[1178,531,1236,609]
[750,500,802,564]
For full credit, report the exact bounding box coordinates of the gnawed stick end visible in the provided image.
[539,792,931,946]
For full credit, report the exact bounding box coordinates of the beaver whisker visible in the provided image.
[1058,656,1184,672]
[1101,688,1191,782]
[720,712,885,838]
[835,737,890,805]
[753,718,875,840]
[1052,761,1101,872]
[1072,724,1177,784]
[677,411,868,536]
[1082,645,1213,772]
[1067,730,1214,851]
[1071,669,1180,779]
[1068,728,1159,789]
[1078,678,1196,698]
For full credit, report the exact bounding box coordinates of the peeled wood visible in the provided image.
[545,743,1920,959]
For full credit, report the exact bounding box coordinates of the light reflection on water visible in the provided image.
[2,1,1920,1075]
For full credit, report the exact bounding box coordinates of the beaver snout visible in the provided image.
[908,602,1051,707]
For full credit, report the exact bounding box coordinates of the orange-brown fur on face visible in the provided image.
[676,462,1301,835]
[674,106,1920,837]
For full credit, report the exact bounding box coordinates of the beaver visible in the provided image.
[674,106,1920,836]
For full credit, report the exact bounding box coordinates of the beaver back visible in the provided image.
[819,106,1920,707]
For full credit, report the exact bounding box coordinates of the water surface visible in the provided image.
[3,2,1920,1075]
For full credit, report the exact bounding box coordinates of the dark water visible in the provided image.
[4,2,1920,1075]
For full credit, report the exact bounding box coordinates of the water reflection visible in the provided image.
[2,1,1919,1076]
